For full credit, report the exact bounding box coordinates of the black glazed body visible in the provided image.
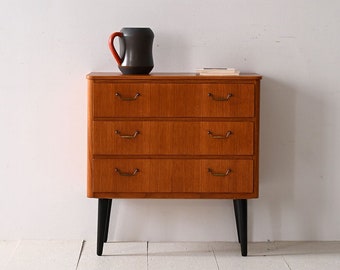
[109,27,154,75]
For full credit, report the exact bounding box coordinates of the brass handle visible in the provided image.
[115,130,140,139]
[208,130,232,139]
[115,92,141,101]
[208,93,233,101]
[208,168,232,177]
[115,168,139,176]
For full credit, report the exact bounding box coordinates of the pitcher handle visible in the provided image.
[108,32,123,65]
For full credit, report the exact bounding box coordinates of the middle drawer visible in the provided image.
[93,121,254,155]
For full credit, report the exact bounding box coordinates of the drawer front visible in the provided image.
[92,159,253,193]
[93,83,151,118]
[92,159,171,193]
[93,121,254,155]
[93,83,255,118]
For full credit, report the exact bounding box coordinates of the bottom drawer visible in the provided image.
[92,159,253,194]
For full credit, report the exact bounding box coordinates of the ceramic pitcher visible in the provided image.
[108,27,154,75]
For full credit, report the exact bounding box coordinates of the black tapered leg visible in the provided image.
[97,199,112,256]
[233,199,247,256]
[103,199,112,243]
[233,200,241,243]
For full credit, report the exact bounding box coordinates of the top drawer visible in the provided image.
[92,83,255,118]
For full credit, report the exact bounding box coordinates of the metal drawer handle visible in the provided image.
[115,92,141,101]
[208,93,233,101]
[208,168,232,177]
[115,168,139,177]
[115,130,140,139]
[208,130,232,139]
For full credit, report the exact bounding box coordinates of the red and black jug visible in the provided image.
[108,27,154,75]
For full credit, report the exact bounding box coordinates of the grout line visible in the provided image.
[273,241,292,270]
[282,256,292,270]
[5,240,21,269]
[212,249,220,270]
[75,240,85,270]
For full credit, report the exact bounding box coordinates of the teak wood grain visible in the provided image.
[93,82,255,118]
[87,73,261,199]
[93,121,254,155]
[92,159,253,194]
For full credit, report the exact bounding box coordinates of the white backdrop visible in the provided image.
[1,0,339,241]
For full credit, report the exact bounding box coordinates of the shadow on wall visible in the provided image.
[102,75,329,242]
[255,76,327,240]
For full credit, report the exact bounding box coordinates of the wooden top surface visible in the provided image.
[87,72,262,81]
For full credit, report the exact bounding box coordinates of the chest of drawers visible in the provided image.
[87,72,261,256]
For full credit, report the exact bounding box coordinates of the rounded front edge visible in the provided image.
[90,192,258,199]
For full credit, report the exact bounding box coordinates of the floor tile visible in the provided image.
[6,240,83,270]
[3,240,340,270]
[273,242,340,270]
[0,241,19,269]
[211,242,290,270]
[284,254,340,270]
[148,242,218,270]
[273,241,340,255]
[77,241,147,270]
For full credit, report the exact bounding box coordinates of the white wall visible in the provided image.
[1,0,340,242]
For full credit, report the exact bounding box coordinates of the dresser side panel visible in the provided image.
[252,79,261,198]
[87,80,95,197]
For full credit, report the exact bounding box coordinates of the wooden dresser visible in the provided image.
[87,72,261,256]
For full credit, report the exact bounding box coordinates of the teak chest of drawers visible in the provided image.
[87,72,261,256]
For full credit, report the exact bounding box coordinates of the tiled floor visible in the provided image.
[1,240,340,270]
